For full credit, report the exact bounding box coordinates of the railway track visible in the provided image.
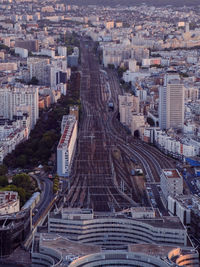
[65,40,175,214]
[66,41,137,211]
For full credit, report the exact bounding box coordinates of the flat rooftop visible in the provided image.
[131,207,154,213]
[62,208,93,215]
[40,233,101,258]
[129,244,176,257]
[38,234,194,263]
[50,210,184,230]
[138,216,185,230]
[57,120,76,149]
[163,169,182,179]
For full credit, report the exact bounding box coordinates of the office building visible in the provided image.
[48,208,188,247]
[159,73,184,130]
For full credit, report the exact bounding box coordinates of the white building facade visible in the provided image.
[160,169,183,201]
[0,84,39,129]
[57,115,77,177]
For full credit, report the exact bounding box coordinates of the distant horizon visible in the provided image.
[66,0,200,7]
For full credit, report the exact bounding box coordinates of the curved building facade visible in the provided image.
[32,205,199,267]
[48,209,187,248]
[68,251,170,267]
[168,248,199,267]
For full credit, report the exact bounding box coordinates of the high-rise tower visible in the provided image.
[159,73,184,130]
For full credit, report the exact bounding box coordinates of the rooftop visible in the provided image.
[129,244,176,257]
[163,169,182,179]
[138,216,185,230]
[37,233,194,266]
[130,207,155,214]
[62,208,93,215]
[40,233,101,258]
[58,116,76,149]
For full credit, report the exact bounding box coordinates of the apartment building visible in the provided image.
[0,84,39,129]
[27,57,51,85]
[57,115,77,177]
[168,194,200,241]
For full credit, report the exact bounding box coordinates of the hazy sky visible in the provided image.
[67,0,200,7]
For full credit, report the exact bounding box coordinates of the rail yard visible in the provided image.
[66,40,176,214]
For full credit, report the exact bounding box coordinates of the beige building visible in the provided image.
[105,21,114,29]
[116,22,123,28]
[70,105,79,121]
[131,114,146,137]
[0,62,17,71]
[118,94,139,128]
[185,86,199,101]
[0,52,5,60]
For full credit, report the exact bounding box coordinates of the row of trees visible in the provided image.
[53,175,59,194]
[57,31,80,55]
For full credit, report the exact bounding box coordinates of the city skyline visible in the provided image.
[0,1,200,266]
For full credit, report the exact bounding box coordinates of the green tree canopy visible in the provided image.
[28,76,39,85]
[0,164,8,176]
[0,185,26,205]
[0,176,8,187]
[12,173,32,191]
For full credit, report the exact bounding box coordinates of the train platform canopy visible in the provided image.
[185,157,200,167]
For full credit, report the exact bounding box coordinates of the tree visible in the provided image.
[147,117,155,127]
[16,154,27,168]
[117,66,127,78]
[0,176,8,187]
[0,165,8,176]
[108,64,115,69]
[0,185,26,205]
[12,173,32,191]
[28,76,39,85]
